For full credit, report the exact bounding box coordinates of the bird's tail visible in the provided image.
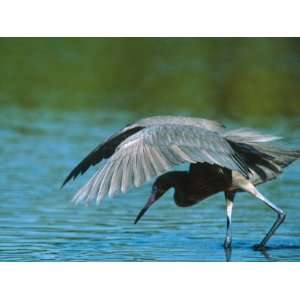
[225,128,300,184]
[249,144,300,169]
[225,127,300,167]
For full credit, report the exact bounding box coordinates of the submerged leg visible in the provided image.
[242,183,286,250]
[224,191,235,249]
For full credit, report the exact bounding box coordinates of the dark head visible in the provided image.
[134,172,187,224]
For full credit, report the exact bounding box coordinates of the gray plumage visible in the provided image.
[70,118,248,204]
[127,115,225,132]
[63,116,295,205]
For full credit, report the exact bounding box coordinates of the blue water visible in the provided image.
[0,107,300,261]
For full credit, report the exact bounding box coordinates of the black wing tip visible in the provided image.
[61,126,144,189]
[61,170,79,188]
[61,175,72,188]
[61,180,68,189]
[61,164,87,188]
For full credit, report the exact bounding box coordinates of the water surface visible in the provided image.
[1,107,300,261]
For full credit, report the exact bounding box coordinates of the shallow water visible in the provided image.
[0,107,300,262]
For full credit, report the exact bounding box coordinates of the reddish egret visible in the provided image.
[62,116,300,250]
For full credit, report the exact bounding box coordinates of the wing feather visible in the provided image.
[133,143,145,187]
[140,145,154,182]
[120,154,131,193]
[108,158,123,197]
[144,146,164,175]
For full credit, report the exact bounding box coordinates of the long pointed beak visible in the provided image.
[134,189,158,224]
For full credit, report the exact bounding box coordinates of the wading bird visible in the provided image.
[62,116,300,250]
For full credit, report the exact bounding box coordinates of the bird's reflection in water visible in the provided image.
[224,247,232,262]
[223,246,274,262]
[256,244,300,262]
[258,248,274,261]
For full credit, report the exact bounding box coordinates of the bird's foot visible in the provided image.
[253,244,267,251]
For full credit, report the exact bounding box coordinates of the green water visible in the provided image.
[0,38,300,261]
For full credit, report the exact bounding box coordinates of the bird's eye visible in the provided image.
[152,186,160,193]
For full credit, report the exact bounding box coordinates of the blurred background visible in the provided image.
[1,38,300,122]
[1,38,300,262]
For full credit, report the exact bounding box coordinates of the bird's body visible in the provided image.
[62,115,300,249]
[163,165,231,208]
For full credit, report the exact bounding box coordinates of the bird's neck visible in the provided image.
[158,171,190,206]
[169,172,191,206]
[167,171,189,188]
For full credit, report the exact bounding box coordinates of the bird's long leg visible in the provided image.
[242,183,286,250]
[253,190,286,250]
[224,191,235,249]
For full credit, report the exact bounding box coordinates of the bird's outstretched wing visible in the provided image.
[62,116,225,187]
[72,124,251,204]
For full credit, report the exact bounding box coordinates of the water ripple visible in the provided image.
[0,108,300,261]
